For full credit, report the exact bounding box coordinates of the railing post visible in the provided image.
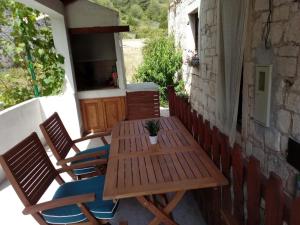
[265,172,284,225]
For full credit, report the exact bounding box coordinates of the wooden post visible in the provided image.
[246,157,261,225]
[265,172,284,225]
[290,197,300,225]
[231,144,245,225]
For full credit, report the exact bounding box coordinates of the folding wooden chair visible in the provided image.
[0,133,118,225]
[40,112,110,179]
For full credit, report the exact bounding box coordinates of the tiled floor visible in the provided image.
[0,180,206,225]
[0,109,207,225]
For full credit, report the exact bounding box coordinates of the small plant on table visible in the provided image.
[144,120,160,144]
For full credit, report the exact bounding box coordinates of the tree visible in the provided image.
[133,0,150,10]
[134,36,183,103]
[0,0,65,108]
[146,0,161,21]
[130,4,143,19]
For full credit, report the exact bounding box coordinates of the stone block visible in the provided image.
[244,62,255,85]
[285,11,300,44]
[206,9,214,26]
[273,5,290,21]
[253,122,266,145]
[274,80,285,106]
[277,56,297,77]
[267,154,289,180]
[252,146,266,162]
[286,92,300,113]
[286,173,296,196]
[298,54,300,77]
[207,0,216,9]
[212,56,218,74]
[278,45,299,57]
[270,22,285,45]
[273,0,294,6]
[207,97,216,113]
[291,77,300,92]
[255,0,269,11]
[252,18,263,48]
[292,113,300,140]
[246,141,253,156]
[276,109,291,133]
[280,135,289,152]
[290,2,299,13]
[265,128,281,151]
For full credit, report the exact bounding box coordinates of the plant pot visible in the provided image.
[149,135,158,145]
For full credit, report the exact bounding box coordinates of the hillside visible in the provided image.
[90,0,169,38]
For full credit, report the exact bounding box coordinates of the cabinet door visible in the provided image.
[103,97,125,129]
[80,99,106,133]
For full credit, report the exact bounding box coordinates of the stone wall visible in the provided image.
[243,0,300,195]
[169,0,200,94]
[169,0,300,196]
[169,0,218,125]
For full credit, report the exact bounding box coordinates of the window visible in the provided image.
[189,11,199,52]
[194,12,199,51]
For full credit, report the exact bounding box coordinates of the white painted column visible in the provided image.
[114,33,127,90]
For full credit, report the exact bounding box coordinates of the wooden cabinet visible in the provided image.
[80,97,125,133]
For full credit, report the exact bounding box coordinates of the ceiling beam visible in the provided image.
[60,0,77,5]
[69,26,130,35]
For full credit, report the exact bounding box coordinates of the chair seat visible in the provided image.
[42,176,118,224]
[71,145,110,176]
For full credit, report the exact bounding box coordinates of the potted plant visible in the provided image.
[144,120,160,144]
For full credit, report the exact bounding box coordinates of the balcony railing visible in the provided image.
[0,94,81,182]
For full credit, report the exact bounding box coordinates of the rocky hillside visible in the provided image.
[90,0,169,38]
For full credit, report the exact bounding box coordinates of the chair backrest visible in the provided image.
[126,91,160,120]
[0,133,58,206]
[39,112,74,161]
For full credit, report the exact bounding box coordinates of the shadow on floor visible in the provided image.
[111,191,207,225]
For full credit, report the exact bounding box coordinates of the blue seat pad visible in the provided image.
[71,145,110,176]
[42,176,118,224]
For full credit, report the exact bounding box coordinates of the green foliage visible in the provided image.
[0,0,65,109]
[146,0,161,21]
[134,36,183,103]
[144,119,160,136]
[0,68,33,107]
[90,0,169,38]
[129,4,143,19]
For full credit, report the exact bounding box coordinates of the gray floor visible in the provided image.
[111,192,207,225]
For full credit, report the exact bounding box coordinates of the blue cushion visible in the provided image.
[71,145,110,176]
[42,176,118,224]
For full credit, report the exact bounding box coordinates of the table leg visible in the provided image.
[136,191,186,225]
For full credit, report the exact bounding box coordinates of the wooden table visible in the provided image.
[103,117,228,225]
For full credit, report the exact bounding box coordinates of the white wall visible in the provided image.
[0,95,84,183]
[65,0,119,28]
[39,94,82,139]
[114,33,127,89]
[65,0,127,90]
[0,99,44,182]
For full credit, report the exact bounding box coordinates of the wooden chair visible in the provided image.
[40,112,110,179]
[0,133,118,225]
[126,91,160,120]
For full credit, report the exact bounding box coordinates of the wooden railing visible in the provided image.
[167,86,300,225]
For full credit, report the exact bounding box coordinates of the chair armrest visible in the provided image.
[57,151,107,166]
[23,193,95,215]
[57,158,108,173]
[73,132,111,143]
